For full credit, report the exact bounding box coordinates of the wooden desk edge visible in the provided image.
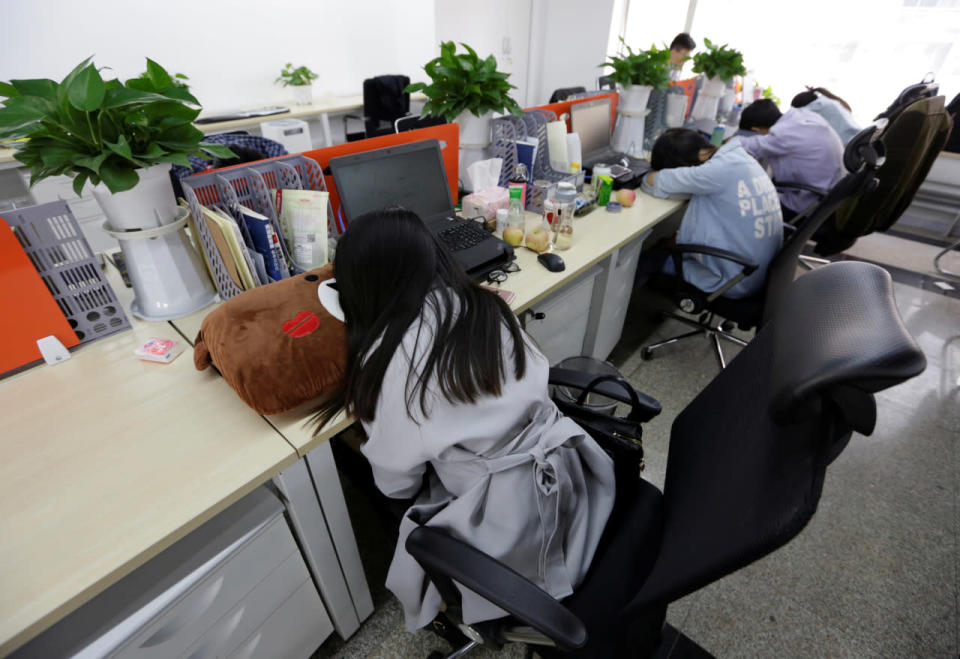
[0,449,299,657]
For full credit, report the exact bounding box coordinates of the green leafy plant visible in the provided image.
[405,42,522,121]
[762,85,781,106]
[0,57,234,195]
[691,38,746,83]
[600,39,671,90]
[275,63,318,87]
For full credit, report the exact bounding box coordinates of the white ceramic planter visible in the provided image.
[292,85,313,105]
[101,206,217,320]
[92,163,177,230]
[611,85,652,157]
[456,110,493,148]
[690,95,721,121]
[702,76,727,97]
[665,93,689,128]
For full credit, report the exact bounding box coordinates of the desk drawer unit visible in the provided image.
[13,487,332,659]
[583,233,649,360]
[523,266,602,365]
[229,582,331,659]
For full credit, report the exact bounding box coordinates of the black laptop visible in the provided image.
[330,140,513,278]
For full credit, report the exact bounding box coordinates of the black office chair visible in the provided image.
[395,114,446,133]
[638,123,886,368]
[343,74,411,141]
[549,87,587,103]
[598,76,615,91]
[406,260,926,658]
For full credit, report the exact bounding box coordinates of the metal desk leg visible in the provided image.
[305,441,374,622]
[273,459,361,638]
[320,113,333,146]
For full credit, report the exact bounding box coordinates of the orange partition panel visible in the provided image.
[302,124,460,231]
[528,92,620,132]
[0,218,79,375]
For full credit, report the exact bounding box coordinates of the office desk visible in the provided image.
[0,274,299,656]
[195,93,427,146]
[1,192,681,655]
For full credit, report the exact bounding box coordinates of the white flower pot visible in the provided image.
[665,93,689,128]
[702,76,727,97]
[101,206,217,320]
[611,85,652,157]
[292,86,313,105]
[456,110,493,148]
[92,163,177,230]
[690,95,720,121]
[718,87,737,117]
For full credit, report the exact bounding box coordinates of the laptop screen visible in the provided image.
[570,99,612,157]
[331,140,453,223]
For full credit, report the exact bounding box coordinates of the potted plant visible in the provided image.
[0,57,234,230]
[601,40,671,155]
[692,38,746,96]
[406,41,522,148]
[276,63,319,105]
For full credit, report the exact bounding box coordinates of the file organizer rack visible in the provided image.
[4,200,131,344]
[490,110,577,214]
[180,155,332,300]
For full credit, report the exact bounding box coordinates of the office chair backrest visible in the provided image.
[363,75,411,135]
[395,114,445,133]
[876,78,939,121]
[759,124,885,323]
[549,86,587,103]
[813,95,953,255]
[629,261,925,611]
[597,75,615,91]
[945,91,960,153]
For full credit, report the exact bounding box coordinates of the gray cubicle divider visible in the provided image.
[3,200,131,346]
[490,110,578,214]
[180,155,333,300]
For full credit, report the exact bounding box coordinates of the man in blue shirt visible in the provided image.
[738,99,844,220]
[641,129,783,298]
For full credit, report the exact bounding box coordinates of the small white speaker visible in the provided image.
[261,118,313,153]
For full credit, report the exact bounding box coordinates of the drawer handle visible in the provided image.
[232,630,263,659]
[140,575,225,647]
[184,606,246,659]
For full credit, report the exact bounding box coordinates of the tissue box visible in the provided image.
[462,187,509,223]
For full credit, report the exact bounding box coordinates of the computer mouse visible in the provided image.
[537,252,565,272]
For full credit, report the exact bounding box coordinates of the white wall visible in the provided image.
[433,0,532,107]
[527,0,616,105]
[0,0,437,114]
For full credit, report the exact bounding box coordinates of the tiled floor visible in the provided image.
[314,234,960,658]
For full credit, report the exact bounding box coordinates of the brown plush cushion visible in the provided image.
[194,264,346,415]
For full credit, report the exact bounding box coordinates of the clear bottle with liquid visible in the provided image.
[552,182,577,251]
[503,185,526,247]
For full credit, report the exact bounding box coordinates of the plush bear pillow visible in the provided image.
[194,264,346,415]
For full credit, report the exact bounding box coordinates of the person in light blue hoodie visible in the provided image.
[641,128,783,298]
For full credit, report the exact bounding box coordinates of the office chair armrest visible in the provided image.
[774,181,828,199]
[406,526,588,651]
[671,244,759,275]
[669,244,760,302]
[549,367,661,421]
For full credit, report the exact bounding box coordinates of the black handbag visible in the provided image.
[552,373,649,468]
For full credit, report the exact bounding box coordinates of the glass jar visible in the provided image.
[552,182,577,251]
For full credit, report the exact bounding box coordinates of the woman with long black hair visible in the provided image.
[314,208,615,632]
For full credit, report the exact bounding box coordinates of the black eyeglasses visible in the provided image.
[486,270,508,284]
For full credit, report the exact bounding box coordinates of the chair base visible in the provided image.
[641,312,749,369]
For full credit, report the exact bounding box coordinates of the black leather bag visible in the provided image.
[553,374,646,467]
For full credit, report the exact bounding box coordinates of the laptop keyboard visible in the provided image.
[438,220,492,252]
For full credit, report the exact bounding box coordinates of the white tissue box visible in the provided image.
[462,187,510,222]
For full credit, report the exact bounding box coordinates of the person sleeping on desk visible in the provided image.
[639,128,783,299]
[312,208,615,632]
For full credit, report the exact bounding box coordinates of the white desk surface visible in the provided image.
[0,93,427,163]
[170,193,684,456]
[0,271,299,656]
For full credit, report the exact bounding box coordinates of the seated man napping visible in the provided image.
[641,128,783,298]
[738,99,845,221]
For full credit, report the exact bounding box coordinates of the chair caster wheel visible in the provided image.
[641,347,654,361]
[720,320,734,332]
